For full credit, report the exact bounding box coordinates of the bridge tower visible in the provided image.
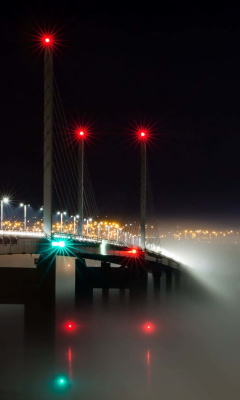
[77,130,85,235]
[140,131,147,249]
[43,35,53,236]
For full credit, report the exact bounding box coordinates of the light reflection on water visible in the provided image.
[0,246,240,400]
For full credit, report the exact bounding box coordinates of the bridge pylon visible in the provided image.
[43,35,53,236]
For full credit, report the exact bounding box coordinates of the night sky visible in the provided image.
[1,2,240,226]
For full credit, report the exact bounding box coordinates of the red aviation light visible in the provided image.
[74,125,88,141]
[34,29,61,53]
[70,120,95,146]
[130,120,157,145]
[41,33,55,48]
[44,36,51,44]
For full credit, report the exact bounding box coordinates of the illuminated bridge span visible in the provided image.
[0,230,178,269]
[0,229,180,306]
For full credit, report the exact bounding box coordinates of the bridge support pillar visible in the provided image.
[119,288,126,303]
[129,268,148,302]
[102,288,109,304]
[152,271,161,298]
[166,269,172,293]
[75,258,93,305]
[101,261,110,269]
[24,254,56,394]
[174,270,181,291]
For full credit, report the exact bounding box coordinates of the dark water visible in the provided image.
[0,246,239,400]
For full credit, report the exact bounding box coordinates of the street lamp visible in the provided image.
[84,218,92,236]
[57,211,66,233]
[97,222,102,238]
[20,203,30,230]
[107,224,111,240]
[71,215,79,235]
[0,197,9,230]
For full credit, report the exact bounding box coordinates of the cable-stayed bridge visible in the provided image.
[0,31,181,306]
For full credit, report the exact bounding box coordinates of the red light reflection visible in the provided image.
[68,347,73,379]
[64,321,77,332]
[142,322,155,333]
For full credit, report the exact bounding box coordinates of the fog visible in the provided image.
[0,230,239,399]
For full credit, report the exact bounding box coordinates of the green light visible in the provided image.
[51,240,66,248]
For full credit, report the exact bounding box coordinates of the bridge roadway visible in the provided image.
[0,230,180,306]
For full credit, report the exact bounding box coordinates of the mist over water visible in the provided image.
[0,236,239,399]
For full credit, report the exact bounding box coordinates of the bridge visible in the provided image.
[0,31,181,308]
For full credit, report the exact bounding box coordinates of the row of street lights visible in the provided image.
[1,198,139,244]
[0,198,93,234]
[0,198,32,231]
[57,212,92,234]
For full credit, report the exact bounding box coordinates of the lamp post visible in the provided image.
[71,215,79,235]
[107,224,111,240]
[57,211,66,233]
[0,197,9,230]
[84,218,92,236]
[20,203,30,230]
[97,222,101,238]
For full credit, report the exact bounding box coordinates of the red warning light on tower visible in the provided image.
[34,29,60,52]
[135,127,149,141]
[70,121,94,146]
[41,34,55,48]
[74,125,88,141]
